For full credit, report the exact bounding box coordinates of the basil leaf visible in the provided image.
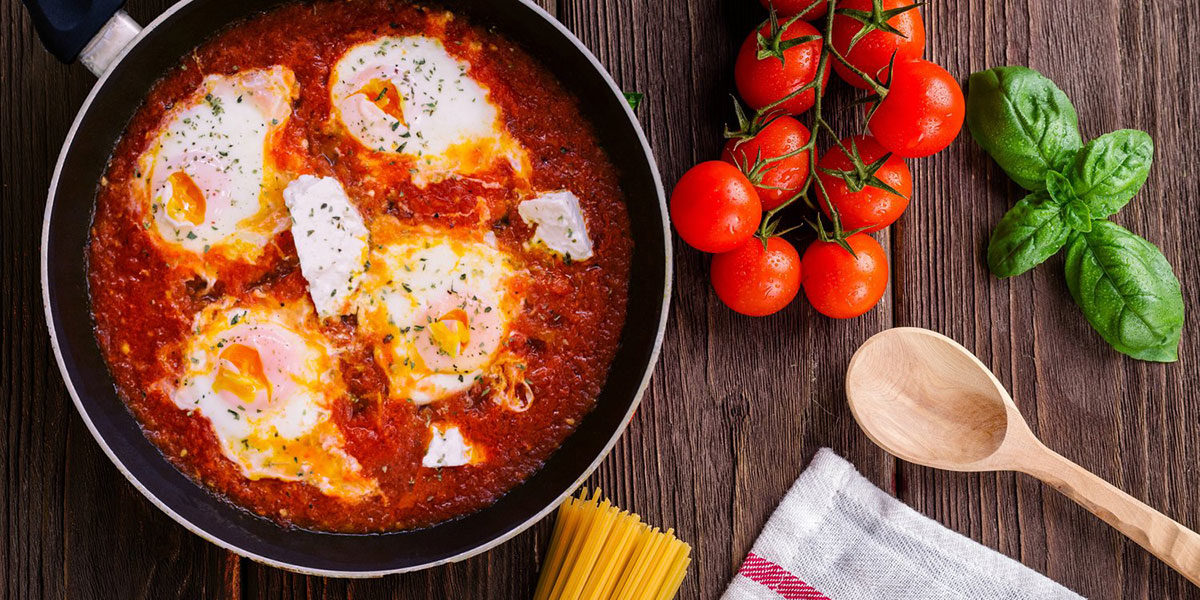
[1063,201,1093,232]
[1044,170,1076,205]
[1063,221,1184,362]
[623,92,644,112]
[987,191,1070,278]
[1043,171,1092,231]
[966,66,1083,191]
[1067,129,1153,217]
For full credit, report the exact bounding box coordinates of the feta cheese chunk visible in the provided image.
[422,424,475,468]
[283,175,369,318]
[517,190,594,261]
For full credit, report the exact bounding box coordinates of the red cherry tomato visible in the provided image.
[867,58,964,158]
[721,116,812,211]
[711,236,802,317]
[670,161,762,253]
[830,0,925,90]
[801,234,888,319]
[734,18,829,115]
[759,0,827,20]
[816,135,912,233]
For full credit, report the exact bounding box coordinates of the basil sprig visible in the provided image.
[967,66,1184,362]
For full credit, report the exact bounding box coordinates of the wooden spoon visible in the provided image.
[845,326,1200,586]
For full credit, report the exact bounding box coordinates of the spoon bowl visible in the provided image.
[844,326,1200,586]
[845,327,1023,471]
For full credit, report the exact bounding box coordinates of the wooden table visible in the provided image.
[4,0,1198,597]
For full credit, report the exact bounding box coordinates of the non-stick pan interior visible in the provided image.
[44,0,667,574]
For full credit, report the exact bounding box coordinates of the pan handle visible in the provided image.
[21,0,142,76]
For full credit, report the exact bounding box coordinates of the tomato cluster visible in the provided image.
[669,0,964,318]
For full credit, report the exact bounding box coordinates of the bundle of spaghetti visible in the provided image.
[533,488,692,600]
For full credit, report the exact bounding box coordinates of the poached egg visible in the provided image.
[421,424,479,468]
[329,36,530,186]
[281,177,527,408]
[140,66,297,260]
[171,295,376,498]
[350,225,523,404]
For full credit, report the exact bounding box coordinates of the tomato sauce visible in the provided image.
[87,0,631,532]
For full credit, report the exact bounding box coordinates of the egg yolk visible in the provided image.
[212,343,272,406]
[356,79,407,126]
[442,140,504,178]
[165,171,207,226]
[428,309,471,358]
[248,426,339,476]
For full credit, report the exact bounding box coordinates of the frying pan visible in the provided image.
[30,0,670,576]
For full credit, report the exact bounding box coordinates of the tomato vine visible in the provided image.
[726,0,922,253]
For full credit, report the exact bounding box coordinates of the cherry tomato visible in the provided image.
[670,161,762,253]
[801,234,888,319]
[759,0,827,20]
[721,116,812,211]
[735,18,829,115]
[830,0,925,90]
[711,236,802,317]
[867,58,964,158]
[816,135,912,233]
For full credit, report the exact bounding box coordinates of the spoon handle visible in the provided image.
[1022,446,1200,586]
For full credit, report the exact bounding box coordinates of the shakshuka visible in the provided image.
[87,0,632,532]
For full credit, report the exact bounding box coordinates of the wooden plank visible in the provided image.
[888,0,1042,588]
[895,1,1200,598]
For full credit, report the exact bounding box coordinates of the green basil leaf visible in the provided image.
[986,191,1070,278]
[1043,171,1093,231]
[1063,201,1093,232]
[623,91,644,112]
[1044,170,1076,205]
[966,66,1083,191]
[1063,221,1184,362]
[1067,129,1153,217]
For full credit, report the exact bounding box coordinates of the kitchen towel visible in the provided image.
[722,448,1083,600]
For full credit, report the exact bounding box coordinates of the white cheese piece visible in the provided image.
[422,424,474,468]
[283,175,370,318]
[517,190,594,261]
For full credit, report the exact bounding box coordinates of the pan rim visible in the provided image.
[39,0,672,577]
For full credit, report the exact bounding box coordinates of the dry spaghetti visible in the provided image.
[534,489,692,600]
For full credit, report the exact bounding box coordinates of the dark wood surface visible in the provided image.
[4,0,1199,597]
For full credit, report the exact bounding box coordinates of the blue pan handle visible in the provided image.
[21,0,127,63]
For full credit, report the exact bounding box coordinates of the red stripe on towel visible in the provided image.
[739,552,830,599]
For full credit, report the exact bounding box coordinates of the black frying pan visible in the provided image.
[31,0,670,576]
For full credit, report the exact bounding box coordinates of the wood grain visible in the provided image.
[3,0,1199,597]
